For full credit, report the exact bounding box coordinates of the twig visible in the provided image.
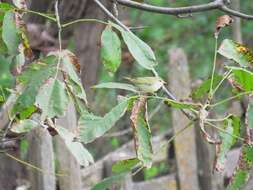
[209,91,253,108]
[115,0,253,20]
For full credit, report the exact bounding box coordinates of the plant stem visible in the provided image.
[209,37,218,99]
[212,69,232,96]
[62,19,108,28]
[19,9,56,22]
[209,91,252,108]
[205,121,244,142]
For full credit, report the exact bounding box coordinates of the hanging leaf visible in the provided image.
[191,75,223,100]
[91,173,127,190]
[164,99,201,110]
[228,66,253,92]
[36,79,69,121]
[93,82,138,93]
[55,126,94,167]
[112,23,157,70]
[79,98,129,143]
[227,145,253,190]
[215,116,240,172]
[61,50,87,104]
[246,98,253,129]
[2,10,20,55]
[130,97,153,168]
[218,39,253,67]
[112,158,139,173]
[101,25,121,73]
[215,15,233,38]
[12,56,57,115]
[10,119,38,133]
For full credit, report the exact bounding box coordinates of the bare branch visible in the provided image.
[114,0,253,20]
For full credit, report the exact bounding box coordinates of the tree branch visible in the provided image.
[114,0,253,20]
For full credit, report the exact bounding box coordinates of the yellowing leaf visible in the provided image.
[218,39,253,67]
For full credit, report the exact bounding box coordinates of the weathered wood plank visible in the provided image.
[168,48,199,190]
[27,127,55,190]
[55,103,82,190]
[133,174,177,190]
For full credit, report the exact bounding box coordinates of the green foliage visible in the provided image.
[228,66,253,91]
[164,99,201,109]
[55,126,94,167]
[101,25,121,74]
[191,75,223,100]
[227,170,250,190]
[79,98,129,143]
[112,158,139,173]
[36,79,69,121]
[246,99,253,129]
[12,56,57,115]
[131,97,153,168]
[91,173,127,190]
[218,39,253,67]
[113,23,157,70]
[94,82,138,93]
[10,119,38,133]
[2,10,20,54]
[215,116,240,171]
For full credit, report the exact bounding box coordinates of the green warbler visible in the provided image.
[125,77,165,93]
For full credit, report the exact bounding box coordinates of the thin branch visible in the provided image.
[115,0,253,20]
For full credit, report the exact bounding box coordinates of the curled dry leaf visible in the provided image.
[199,108,221,145]
[215,15,233,38]
[130,96,153,168]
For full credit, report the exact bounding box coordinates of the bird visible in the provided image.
[125,77,165,93]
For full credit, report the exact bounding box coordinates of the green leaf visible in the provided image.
[191,75,223,100]
[228,66,253,91]
[227,145,253,190]
[101,26,121,73]
[2,10,20,54]
[10,119,38,133]
[0,3,13,11]
[36,79,69,121]
[55,126,94,167]
[112,158,139,173]
[227,170,250,190]
[164,99,201,109]
[215,116,240,171]
[130,97,152,168]
[12,56,57,115]
[18,105,37,120]
[218,39,253,67]
[246,99,253,129]
[79,98,129,143]
[61,50,87,104]
[112,23,157,70]
[91,173,127,190]
[93,82,138,93]
[0,95,4,103]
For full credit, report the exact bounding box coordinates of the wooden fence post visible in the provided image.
[168,48,199,190]
[27,127,55,190]
[55,103,82,190]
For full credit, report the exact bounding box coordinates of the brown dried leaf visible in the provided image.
[130,96,153,168]
[215,15,233,38]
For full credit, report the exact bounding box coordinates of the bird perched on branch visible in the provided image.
[125,77,165,93]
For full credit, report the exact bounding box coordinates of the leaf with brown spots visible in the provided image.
[215,15,233,38]
[218,39,253,67]
[130,96,153,168]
